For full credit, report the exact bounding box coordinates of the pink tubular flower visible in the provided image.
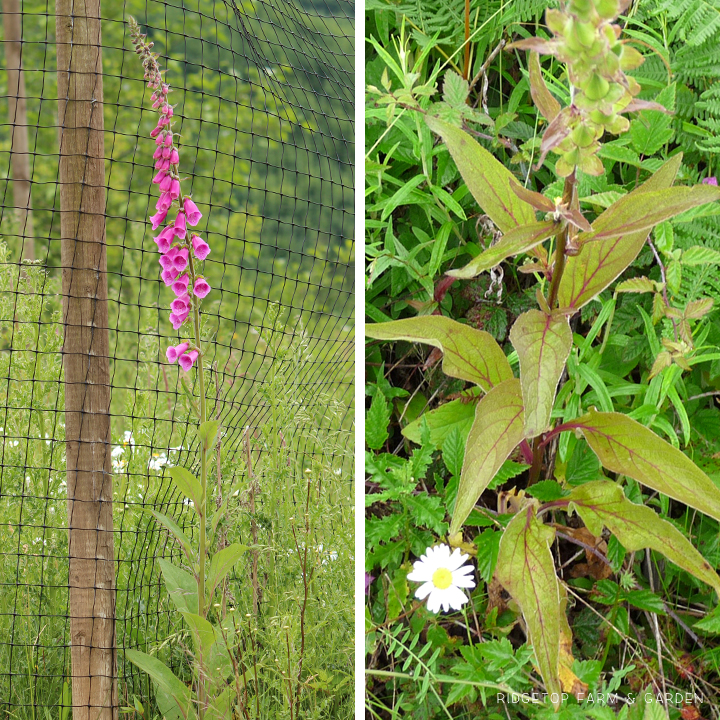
[169,310,189,330]
[191,234,210,260]
[703,176,718,186]
[154,225,176,253]
[183,198,202,226]
[161,267,179,286]
[171,294,191,314]
[172,274,190,297]
[166,341,189,363]
[159,174,173,191]
[150,125,162,138]
[164,132,173,147]
[150,207,169,230]
[152,169,166,184]
[193,277,211,298]
[152,147,163,161]
[155,157,170,171]
[174,211,187,240]
[156,191,174,213]
[169,148,180,165]
[178,349,199,372]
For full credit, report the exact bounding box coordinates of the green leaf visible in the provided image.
[451,379,525,533]
[404,493,448,535]
[510,310,572,437]
[558,154,683,310]
[207,543,247,600]
[123,649,195,720]
[198,420,219,453]
[475,529,502,583]
[167,466,203,513]
[181,612,216,658]
[403,395,477,448]
[442,428,464,477]
[366,316,513,392]
[495,508,562,709]
[569,481,720,596]
[583,186,720,243]
[366,391,391,450]
[424,116,536,233]
[682,245,720,265]
[158,558,198,615]
[561,409,720,524]
[146,510,195,562]
[206,686,235,720]
[447,221,557,280]
[443,70,469,108]
[630,109,674,156]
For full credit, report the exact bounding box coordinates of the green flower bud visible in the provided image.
[584,73,610,101]
[571,123,597,148]
[574,20,598,49]
[605,114,629,134]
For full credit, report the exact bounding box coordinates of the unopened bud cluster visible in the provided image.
[528,0,645,176]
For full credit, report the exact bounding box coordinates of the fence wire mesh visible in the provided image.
[0,0,354,713]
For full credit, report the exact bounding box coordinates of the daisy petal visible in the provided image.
[414,581,434,601]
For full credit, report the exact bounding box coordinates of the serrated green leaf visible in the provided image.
[451,379,525,533]
[443,70,469,108]
[475,529,502,583]
[683,245,720,265]
[425,116,536,233]
[653,221,673,254]
[615,277,656,294]
[571,481,720,596]
[442,428,465,477]
[495,509,562,709]
[404,494,447,535]
[562,409,720,524]
[366,316,513,391]
[666,259,682,295]
[558,154,682,310]
[447,221,557,280]
[510,310,572,437]
[366,391,391,450]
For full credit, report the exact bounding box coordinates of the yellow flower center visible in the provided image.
[432,567,452,590]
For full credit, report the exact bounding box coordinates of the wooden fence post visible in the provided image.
[3,0,35,261]
[55,0,117,717]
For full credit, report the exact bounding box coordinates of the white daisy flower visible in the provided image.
[407,544,476,614]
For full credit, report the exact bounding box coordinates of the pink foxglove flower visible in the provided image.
[169,313,186,330]
[170,294,191,314]
[178,349,199,372]
[159,246,188,272]
[154,225,176,253]
[155,158,170,171]
[172,274,190,297]
[166,342,189,363]
[156,191,174,212]
[152,148,164,161]
[150,207,169,230]
[174,211,187,240]
[183,198,202,226]
[191,234,210,260]
[193,277,211,298]
[169,148,179,165]
[161,268,179,286]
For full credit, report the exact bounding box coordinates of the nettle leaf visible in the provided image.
[528,51,560,122]
[451,379,525,533]
[475,528,502,583]
[447,221,557,280]
[366,390,391,450]
[569,481,720,596]
[443,70,469,108]
[366,316,513,391]
[558,154,682,310]
[425,116,536,233]
[495,507,562,709]
[560,409,720,523]
[510,310,573,438]
[442,427,465,477]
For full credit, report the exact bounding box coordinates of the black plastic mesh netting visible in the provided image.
[0,0,353,712]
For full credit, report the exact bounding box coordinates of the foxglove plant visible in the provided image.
[126,19,246,720]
